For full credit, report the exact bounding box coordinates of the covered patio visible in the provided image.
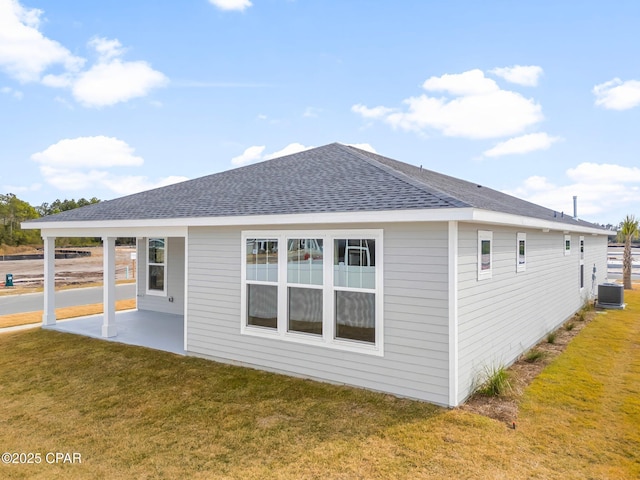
[45,310,185,355]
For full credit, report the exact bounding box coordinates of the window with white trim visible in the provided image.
[477,230,493,280]
[564,234,571,256]
[245,238,279,329]
[241,230,383,355]
[516,232,526,273]
[147,238,167,295]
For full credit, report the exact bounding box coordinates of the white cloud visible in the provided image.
[1,85,22,99]
[0,0,84,82]
[264,143,314,160]
[489,65,543,87]
[593,78,640,110]
[506,163,640,221]
[343,143,377,153]
[483,132,561,157]
[566,162,640,183]
[231,145,265,166]
[0,2,166,107]
[351,104,395,119]
[31,135,187,196]
[88,37,126,61]
[72,56,168,108]
[422,69,499,96]
[208,0,252,11]
[31,136,144,168]
[354,69,544,139]
[231,143,315,166]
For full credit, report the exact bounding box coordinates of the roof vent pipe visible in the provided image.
[573,196,578,219]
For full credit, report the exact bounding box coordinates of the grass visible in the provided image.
[0,290,639,478]
[565,321,576,331]
[0,299,137,329]
[475,364,512,396]
[523,349,547,363]
[546,330,557,344]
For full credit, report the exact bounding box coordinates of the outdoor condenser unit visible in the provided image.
[597,283,624,309]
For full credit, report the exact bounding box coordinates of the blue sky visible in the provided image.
[1,0,639,225]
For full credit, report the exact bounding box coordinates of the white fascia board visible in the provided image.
[469,210,610,236]
[38,226,188,238]
[24,208,477,234]
[24,206,610,236]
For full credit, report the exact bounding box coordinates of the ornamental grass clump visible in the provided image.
[523,349,546,363]
[476,364,513,397]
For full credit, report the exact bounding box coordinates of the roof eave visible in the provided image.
[23,207,610,237]
[470,209,611,235]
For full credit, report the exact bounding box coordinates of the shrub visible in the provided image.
[476,364,512,397]
[523,350,546,363]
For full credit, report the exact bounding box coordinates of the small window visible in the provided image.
[147,238,166,295]
[564,235,571,256]
[516,232,526,273]
[248,284,278,328]
[477,230,493,280]
[246,238,278,282]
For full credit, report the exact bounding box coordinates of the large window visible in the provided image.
[147,238,166,295]
[241,230,383,355]
[477,230,493,280]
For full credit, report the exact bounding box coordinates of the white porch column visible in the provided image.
[102,236,117,338]
[42,236,56,326]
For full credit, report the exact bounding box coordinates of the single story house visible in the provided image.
[23,143,610,407]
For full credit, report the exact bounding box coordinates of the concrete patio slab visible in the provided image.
[45,309,184,355]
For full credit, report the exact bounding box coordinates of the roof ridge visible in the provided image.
[334,143,470,208]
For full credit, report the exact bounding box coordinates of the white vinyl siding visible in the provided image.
[186,223,451,405]
[456,225,608,403]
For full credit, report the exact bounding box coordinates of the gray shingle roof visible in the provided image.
[27,142,600,229]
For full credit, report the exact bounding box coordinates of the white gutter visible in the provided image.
[22,207,610,237]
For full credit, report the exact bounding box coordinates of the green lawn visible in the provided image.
[1,290,639,479]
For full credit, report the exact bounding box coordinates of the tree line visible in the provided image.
[0,194,100,247]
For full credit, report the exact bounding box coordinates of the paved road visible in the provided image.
[0,284,136,316]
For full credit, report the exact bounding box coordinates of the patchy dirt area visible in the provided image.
[0,246,136,291]
[460,307,598,426]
